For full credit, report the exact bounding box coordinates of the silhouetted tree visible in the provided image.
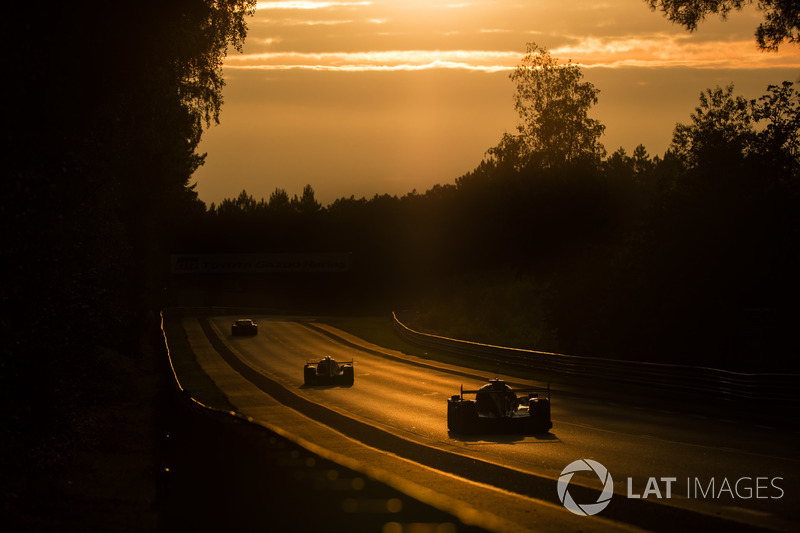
[630,144,657,186]
[671,81,800,179]
[509,42,606,169]
[292,184,322,214]
[166,0,256,133]
[670,84,755,175]
[268,187,292,212]
[750,81,800,176]
[216,189,259,214]
[645,0,799,50]
[605,147,636,183]
[485,132,528,172]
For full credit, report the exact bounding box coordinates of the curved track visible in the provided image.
[173,314,799,532]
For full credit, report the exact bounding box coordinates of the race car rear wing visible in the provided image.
[459,382,550,400]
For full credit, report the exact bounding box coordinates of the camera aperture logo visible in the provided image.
[558,459,614,516]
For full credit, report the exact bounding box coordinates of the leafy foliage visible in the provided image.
[670,84,755,170]
[508,43,606,169]
[645,0,800,50]
[751,81,800,175]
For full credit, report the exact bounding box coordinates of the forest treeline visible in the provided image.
[185,73,799,372]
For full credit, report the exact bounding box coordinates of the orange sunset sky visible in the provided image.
[192,0,800,207]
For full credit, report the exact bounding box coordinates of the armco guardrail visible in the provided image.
[392,312,800,406]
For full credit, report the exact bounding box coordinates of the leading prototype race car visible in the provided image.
[303,356,354,386]
[447,378,552,434]
[231,318,258,336]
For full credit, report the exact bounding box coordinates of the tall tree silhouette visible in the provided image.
[268,187,292,212]
[751,81,800,175]
[670,84,755,172]
[508,42,606,170]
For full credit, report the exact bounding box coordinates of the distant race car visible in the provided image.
[231,318,258,336]
[304,356,354,386]
[447,378,551,434]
